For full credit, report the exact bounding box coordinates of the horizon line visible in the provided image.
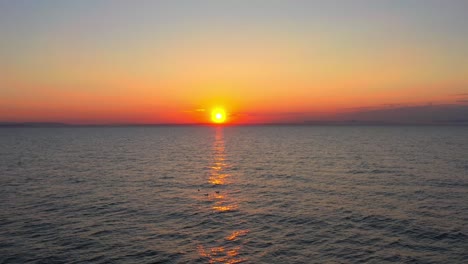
[1,121,468,127]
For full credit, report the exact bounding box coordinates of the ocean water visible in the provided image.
[1,126,467,263]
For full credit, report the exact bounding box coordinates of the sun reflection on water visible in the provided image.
[209,129,229,186]
[198,127,248,263]
[226,230,249,241]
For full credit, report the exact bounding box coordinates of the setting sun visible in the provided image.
[1,1,467,263]
[211,108,227,124]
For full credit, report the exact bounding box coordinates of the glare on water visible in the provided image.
[199,127,247,263]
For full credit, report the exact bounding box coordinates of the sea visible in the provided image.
[1,126,467,263]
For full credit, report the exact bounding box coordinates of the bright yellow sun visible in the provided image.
[211,108,226,124]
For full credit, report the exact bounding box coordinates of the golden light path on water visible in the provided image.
[198,127,249,264]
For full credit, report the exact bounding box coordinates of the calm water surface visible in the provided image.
[1,126,467,263]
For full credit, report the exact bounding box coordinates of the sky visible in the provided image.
[1,0,468,124]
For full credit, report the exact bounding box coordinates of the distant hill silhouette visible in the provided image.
[0,122,68,127]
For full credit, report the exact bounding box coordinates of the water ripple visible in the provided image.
[1,126,467,263]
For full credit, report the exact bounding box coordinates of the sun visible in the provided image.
[211,108,227,124]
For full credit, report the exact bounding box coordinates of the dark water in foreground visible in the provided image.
[1,126,467,263]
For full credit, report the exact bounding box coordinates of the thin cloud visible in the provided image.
[343,106,382,112]
[182,108,206,113]
[234,111,320,117]
[381,103,405,108]
[336,104,468,124]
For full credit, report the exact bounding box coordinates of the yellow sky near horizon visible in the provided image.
[1,1,467,123]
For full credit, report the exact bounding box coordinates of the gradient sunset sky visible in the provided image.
[1,0,467,124]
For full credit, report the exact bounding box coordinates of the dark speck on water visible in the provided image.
[1,126,467,263]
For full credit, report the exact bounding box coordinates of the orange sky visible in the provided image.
[1,1,467,124]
